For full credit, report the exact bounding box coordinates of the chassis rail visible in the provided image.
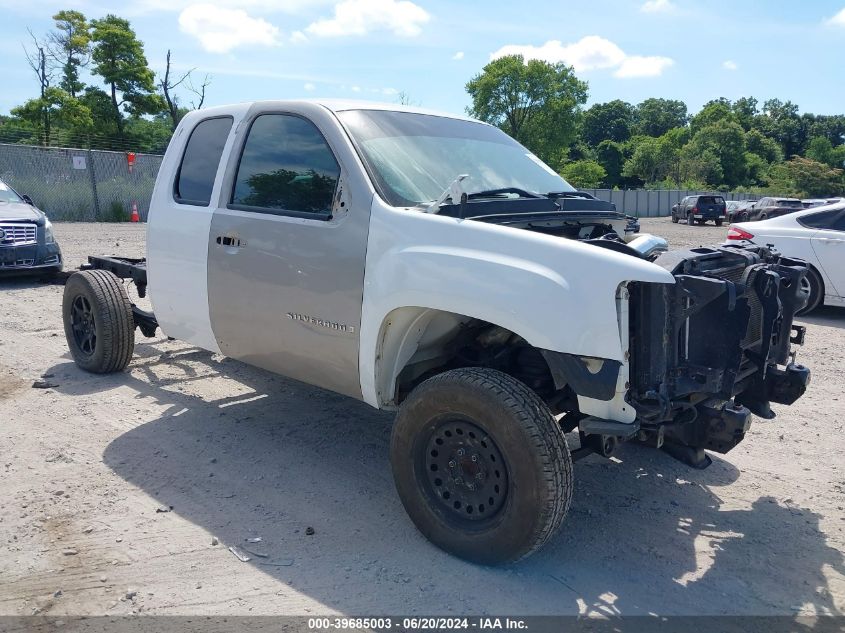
[81,256,158,337]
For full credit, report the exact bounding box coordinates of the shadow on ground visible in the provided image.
[798,305,845,331]
[43,341,845,617]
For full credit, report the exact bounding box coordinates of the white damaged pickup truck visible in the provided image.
[61,101,811,563]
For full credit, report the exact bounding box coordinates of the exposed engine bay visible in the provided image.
[626,243,810,467]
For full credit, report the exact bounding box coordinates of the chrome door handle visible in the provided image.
[216,235,243,248]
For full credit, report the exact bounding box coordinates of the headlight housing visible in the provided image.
[44,219,55,244]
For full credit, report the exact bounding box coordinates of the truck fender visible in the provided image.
[359,202,675,409]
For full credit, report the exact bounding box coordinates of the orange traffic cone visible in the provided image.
[130,201,140,223]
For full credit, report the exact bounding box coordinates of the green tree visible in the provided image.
[595,140,625,187]
[47,10,90,97]
[466,54,588,164]
[767,157,844,197]
[804,136,845,169]
[560,159,606,188]
[732,96,759,131]
[622,135,677,184]
[580,99,634,146]
[745,129,784,164]
[90,15,163,139]
[743,152,769,186]
[10,87,93,146]
[690,99,735,133]
[633,98,687,137]
[757,98,808,158]
[679,146,723,186]
[685,120,747,187]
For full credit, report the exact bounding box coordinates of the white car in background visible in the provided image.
[727,199,845,313]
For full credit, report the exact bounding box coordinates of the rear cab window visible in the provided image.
[174,116,234,206]
[697,196,725,205]
[229,114,340,219]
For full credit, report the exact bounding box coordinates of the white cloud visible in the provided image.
[490,36,674,78]
[491,36,625,72]
[304,82,316,91]
[824,7,845,26]
[351,85,362,92]
[179,4,280,53]
[614,55,674,78]
[452,51,464,60]
[306,0,430,37]
[722,60,738,71]
[291,30,308,43]
[640,0,676,13]
[382,87,398,95]
[135,0,331,13]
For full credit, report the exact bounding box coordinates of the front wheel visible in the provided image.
[390,368,573,564]
[63,270,135,373]
[671,213,679,223]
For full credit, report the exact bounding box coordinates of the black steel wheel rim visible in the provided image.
[70,295,96,356]
[420,418,509,524]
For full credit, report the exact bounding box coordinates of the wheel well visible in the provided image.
[374,308,561,409]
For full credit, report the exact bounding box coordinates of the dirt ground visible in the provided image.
[1,218,843,617]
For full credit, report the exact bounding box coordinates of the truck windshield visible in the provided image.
[337,109,576,207]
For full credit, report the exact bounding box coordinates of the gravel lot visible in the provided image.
[1,218,844,617]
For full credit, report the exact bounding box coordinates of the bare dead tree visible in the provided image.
[396,90,420,106]
[159,49,193,131]
[186,73,211,111]
[159,49,211,130]
[23,28,53,145]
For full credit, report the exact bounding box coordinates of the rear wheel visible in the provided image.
[715,219,723,227]
[687,214,695,226]
[797,267,824,315]
[63,270,135,373]
[390,368,572,564]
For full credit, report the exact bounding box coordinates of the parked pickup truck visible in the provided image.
[61,101,811,564]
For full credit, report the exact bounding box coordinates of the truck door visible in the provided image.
[147,112,240,353]
[206,105,372,399]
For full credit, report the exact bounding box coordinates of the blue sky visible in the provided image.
[2,0,844,118]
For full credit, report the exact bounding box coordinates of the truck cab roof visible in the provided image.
[188,99,482,125]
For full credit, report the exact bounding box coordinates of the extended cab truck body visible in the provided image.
[62,101,811,564]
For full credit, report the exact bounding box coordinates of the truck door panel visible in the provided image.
[207,107,371,399]
[147,112,239,352]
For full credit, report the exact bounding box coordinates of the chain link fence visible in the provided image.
[1,142,774,221]
[0,143,163,221]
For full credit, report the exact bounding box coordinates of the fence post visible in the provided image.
[87,148,100,221]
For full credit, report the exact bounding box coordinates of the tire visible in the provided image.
[797,267,824,315]
[759,214,768,221]
[390,367,573,565]
[715,219,723,227]
[671,212,679,223]
[63,270,135,373]
[687,214,695,226]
